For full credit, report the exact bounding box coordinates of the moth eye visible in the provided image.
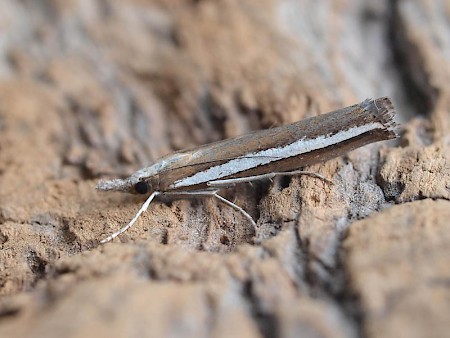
[134,181,149,194]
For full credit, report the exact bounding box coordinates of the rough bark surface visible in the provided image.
[0,1,449,337]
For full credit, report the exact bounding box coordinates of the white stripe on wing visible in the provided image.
[170,122,381,188]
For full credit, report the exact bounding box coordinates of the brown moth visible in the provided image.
[97,97,399,243]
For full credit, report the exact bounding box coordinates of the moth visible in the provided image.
[97,97,399,243]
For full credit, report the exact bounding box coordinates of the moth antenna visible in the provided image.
[100,191,160,244]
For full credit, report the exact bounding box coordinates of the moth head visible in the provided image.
[96,177,153,195]
[133,180,150,194]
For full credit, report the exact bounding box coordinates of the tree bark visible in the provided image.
[0,1,449,337]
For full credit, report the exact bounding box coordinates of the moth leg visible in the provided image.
[161,189,219,198]
[275,170,334,185]
[100,191,160,244]
[212,192,257,228]
[162,190,257,228]
[207,170,333,188]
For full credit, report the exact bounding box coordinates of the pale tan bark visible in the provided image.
[0,1,449,337]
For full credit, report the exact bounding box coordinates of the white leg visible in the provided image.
[212,192,257,227]
[207,170,333,188]
[162,190,257,227]
[100,191,160,244]
[162,189,219,198]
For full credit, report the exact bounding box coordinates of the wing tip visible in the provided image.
[363,97,401,139]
